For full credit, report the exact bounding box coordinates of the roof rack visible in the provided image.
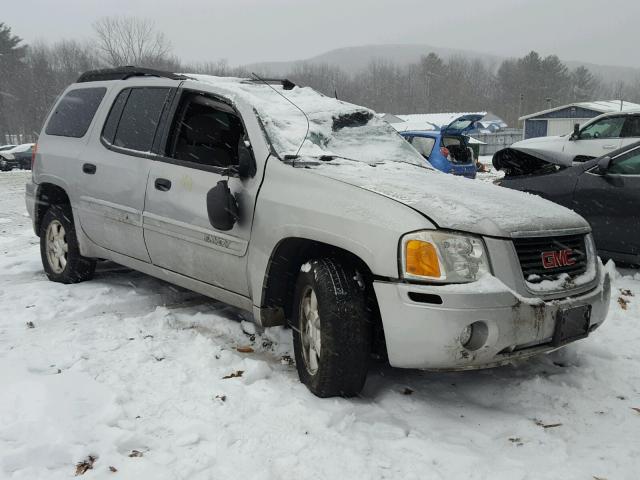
[245,77,296,90]
[76,66,188,83]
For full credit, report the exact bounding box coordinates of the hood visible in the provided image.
[440,114,484,135]
[509,135,573,166]
[309,160,589,238]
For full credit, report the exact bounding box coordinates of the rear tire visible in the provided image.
[291,258,371,397]
[40,205,96,284]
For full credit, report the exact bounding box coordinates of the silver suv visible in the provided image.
[26,67,611,397]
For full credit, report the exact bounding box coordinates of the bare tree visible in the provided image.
[93,16,172,68]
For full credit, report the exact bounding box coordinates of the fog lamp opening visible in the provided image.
[460,321,489,351]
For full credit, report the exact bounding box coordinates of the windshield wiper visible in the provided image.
[284,154,337,163]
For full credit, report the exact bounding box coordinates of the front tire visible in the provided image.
[291,258,371,397]
[40,205,96,283]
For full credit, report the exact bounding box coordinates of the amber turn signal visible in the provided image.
[405,240,441,278]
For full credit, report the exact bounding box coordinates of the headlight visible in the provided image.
[401,230,490,283]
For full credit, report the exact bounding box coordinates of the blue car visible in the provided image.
[399,114,482,179]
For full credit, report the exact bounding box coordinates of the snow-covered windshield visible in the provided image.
[252,85,427,167]
[188,75,427,167]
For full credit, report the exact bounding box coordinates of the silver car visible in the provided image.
[25,67,611,397]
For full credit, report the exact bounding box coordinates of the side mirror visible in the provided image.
[570,123,580,140]
[207,180,239,231]
[596,156,611,175]
[238,138,256,178]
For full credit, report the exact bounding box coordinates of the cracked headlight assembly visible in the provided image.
[401,231,491,283]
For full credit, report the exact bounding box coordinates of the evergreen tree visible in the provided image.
[0,23,27,141]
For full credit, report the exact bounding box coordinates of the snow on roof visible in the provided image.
[390,112,486,132]
[3,143,34,154]
[519,100,640,121]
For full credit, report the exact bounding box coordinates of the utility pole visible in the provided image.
[518,93,524,127]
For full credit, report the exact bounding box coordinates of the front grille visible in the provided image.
[513,234,588,283]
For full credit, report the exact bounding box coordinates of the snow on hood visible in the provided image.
[187,74,425,167]
[308,159,589,238]
[509,135,573,166]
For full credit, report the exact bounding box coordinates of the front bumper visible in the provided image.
[1,158,19,171]
[373,268,610,369]
[451,165,477,179]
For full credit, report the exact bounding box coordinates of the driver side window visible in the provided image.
[608,149,640,175]
[166,91,244,170]
[579,116,625,140]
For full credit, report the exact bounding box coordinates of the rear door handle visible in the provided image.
[82,163,96,174]
[603,145,616,149]
[154,178,172,191]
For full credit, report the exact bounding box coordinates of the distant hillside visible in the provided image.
[245,43,640,84]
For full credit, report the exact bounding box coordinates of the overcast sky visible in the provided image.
[4,0,639,68]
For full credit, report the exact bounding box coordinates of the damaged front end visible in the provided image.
[493,148,565,177]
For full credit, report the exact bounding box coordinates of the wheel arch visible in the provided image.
[35,182,72,236]
[258,237,386,355]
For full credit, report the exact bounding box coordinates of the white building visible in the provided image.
[520,100,640,139]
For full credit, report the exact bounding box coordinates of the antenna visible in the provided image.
[251,72,310,157]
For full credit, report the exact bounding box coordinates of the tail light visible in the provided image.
[31,143,37,169]
[440,146,450,159]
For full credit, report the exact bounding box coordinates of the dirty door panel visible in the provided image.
[142,89,261,296]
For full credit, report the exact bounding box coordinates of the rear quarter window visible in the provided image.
[45,88,107,138]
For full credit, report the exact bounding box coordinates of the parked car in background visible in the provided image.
[497,140,640,265]
[0,144,17,152]
[493,110,640,176]
[26,67,610,398]
[399,114,482,178]
[0,143,35,171]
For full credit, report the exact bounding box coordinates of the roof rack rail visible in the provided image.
[76,66,188,83]
[245,77,296,90]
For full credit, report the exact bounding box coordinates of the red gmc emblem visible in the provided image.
[541,249,576,269]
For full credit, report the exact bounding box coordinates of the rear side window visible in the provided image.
[45,88,106,138]
[103,87,171,152]
[101,89,130,144]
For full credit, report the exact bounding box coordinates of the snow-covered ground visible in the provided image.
[1,170,639,479]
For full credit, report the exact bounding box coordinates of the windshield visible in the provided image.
[259,88,425,167]
[192,76,427,168]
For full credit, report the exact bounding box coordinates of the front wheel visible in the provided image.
[40,205,96,284]
[291,258,371,397]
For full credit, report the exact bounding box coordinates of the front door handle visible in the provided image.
[82,163,96,174]
[154,178,172,191]
[603,144,616,149]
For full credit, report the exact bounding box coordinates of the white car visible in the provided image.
[494,110,640,175]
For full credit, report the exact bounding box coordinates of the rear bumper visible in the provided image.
[25,181,36,234]
[373,268,610,369]
[447,163,477,178]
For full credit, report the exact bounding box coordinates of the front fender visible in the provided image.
[246,160,433,305]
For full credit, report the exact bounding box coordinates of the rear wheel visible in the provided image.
[40,205,96,283]
[291,258,371,397]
